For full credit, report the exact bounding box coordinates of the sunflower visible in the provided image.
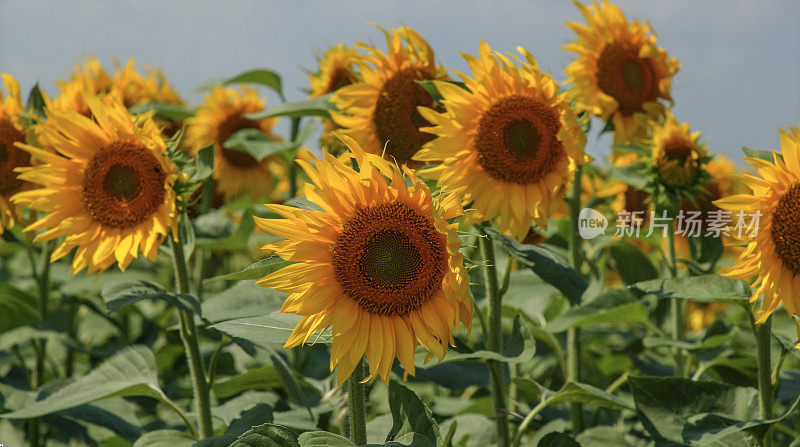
[0,74,32,232]
[255,134,471,384]
[184,86,286,202]
[714,126,800,344]
[414,42,588,240]
[330,26,447,166]
[650,114,707,189]
[11,93,180,274]
[309,45,361,154]
[687,302,728,332]
[564,0,680,143]
[52,58,183,121]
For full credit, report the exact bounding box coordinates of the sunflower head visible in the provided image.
[415,41,588,239]
[564,0,680,143]
[310,44,361,98]
[12,92,181,274]
[0,74,32,232]
[714,126,800,343]
[184,86,286,202]
[330,26,447,166]
[650,114,707,189]
[52,58,113,115]
[255,134,472,384]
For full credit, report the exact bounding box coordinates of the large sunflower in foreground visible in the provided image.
[564,0,679,143]
[309,45,361,153]
[331,26,447,166]
[714,126,800,344]
[184,86,286,202]
[0,74,33,232]
[414,42,588,240]
[255,135,472,384]
[12,93,180,274]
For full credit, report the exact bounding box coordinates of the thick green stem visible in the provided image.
[754,314,773,447]
[347,357,368,445]
[288,117,302,198]
[479,231,510,447]
[29,241,51,447]
[567,165,584,434]
[666,219,686,377]
[170,234,213,439]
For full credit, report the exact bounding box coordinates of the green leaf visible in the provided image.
[298,432,356,447]
[200,69,283,96]
[132,430,195,447]
[608,164,648,189]
[212,366,283,399]
[546,289,648,333]
[612,144,649,157]
[101,280,201,315]
[228,423,300,447]
[223,128,301,162]
[128,102,196,121]
[245,94,335,120]
[0,292,40,333]
[684,394,800,446]
[608,241,659,286]
[543,381,634,412]
[0,345,175,419]
[444,315,535,363]
[630,275,751,303]
[201,281,286,325]
[211,313,331,345]
[25,83,47,120]
[387,380,440,445]
[493,231,587,305]
[629,376,759,445]
[538,432,580,447]
[205,256,296,283]
[190,144,215,181]
[742,147,780,162]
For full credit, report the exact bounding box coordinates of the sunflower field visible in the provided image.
[1,1,799,446]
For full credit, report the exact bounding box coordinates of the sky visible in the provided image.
[1,0,798,165]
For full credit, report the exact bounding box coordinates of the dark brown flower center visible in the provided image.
[332,202,448,316]
[82,141,167,228]
[373,67,437,165]
[326,66,357,93]
[0,119,30,196]
[215,114,262,169]
[596,42,659,115]
[475,95,564,184]
[771,183,800,276]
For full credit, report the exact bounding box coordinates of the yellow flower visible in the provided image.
[564,0,679,143]
[687,302,728,332]
[714,126,800,345]
[12,93,180,274]
[0,74,32,232]
[52,58,183,118]
[331,26,446,166]
[309,44,361,154]
[184,86,286,202]
[415,42,587,240]
[255,134,472,384]
[650,114,707,188]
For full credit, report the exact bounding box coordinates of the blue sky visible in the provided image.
[1,0,798,164]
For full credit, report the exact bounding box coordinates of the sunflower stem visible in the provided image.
[479,229,510,447]
[28,240,51,447]
[170,233,213,439]
[347,357,368,445]
[288,117,302,198]
[567,165,584,435]
[667,219,686,377]
[752,313,773,447]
